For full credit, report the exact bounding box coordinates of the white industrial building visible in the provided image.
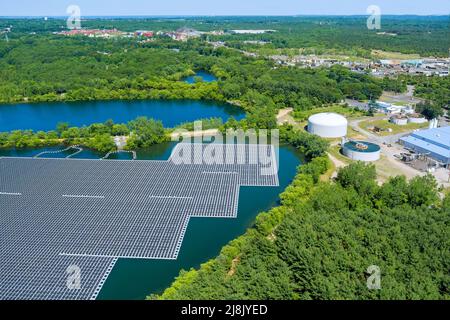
[307,113,348,138]
[408,114,428,124]
[375,101,414,115]
[390,115,408,126]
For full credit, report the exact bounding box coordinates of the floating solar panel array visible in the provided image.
[0,143,279,300]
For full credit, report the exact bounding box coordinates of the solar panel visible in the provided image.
[0,143,279,300]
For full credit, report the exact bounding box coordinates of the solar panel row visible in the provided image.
[0,143,279,300]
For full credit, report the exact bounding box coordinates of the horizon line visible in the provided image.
[0,14,449,18]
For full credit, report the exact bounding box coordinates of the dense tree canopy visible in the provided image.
[153,161,449,300]
[0,16,448,301]
[127,117,167,149]
[0,27,418,119]
[2,16,448,56]
[0,117,170,153]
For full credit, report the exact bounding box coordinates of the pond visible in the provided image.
[184,71,218,84]
[0,99,243,132]
[0,142,302,300]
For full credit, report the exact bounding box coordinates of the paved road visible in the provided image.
[349,117,412,145]
[380,86,423,105]
[349,117,449,188]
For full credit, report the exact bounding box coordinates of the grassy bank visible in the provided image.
[359,119,428,136]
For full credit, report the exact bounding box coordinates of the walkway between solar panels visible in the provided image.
[0,143,279,300]
[102,150,137,160]
[33,145,83,159]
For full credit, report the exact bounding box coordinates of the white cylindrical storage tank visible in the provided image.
[390,116,408,126]
[408,116,427,124]
[342,141,381,162]
[307,113,348,138]
[428,119,438,129]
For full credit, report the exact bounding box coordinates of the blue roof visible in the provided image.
[400,126,450,162]
[410,126,450,150]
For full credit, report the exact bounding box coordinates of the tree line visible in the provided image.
[152,156,449,299]
[0,117,168,153]
[2,16,448,56]
[0,35,412,126]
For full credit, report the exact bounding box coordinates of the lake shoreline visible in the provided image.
[0,99,245,133]
[0,142,304,300]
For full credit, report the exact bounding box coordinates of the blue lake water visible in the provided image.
[0,93,301,300]
[184,71,218,84]
[0,142,302,300]
[0,99,243,132]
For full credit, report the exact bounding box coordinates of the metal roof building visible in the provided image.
[400,126,450,165]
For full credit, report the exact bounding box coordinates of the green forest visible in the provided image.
[1,15,448,134]
[0,16,449,301]
[0,117,168,153]
[152,143,449,300]
[401,75,450,109]
[0,34,416,132]
[2,16,448,56]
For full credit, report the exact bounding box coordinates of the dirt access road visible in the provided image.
[278,108,448,187]
[350,118,449,187]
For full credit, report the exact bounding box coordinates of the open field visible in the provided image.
[328,143,429,185]
[359,119,428,136]
[292,105,366,121]
[374,154,429,184]
[328,145,351,165]
[327,144,416,184]
[371,50,422,60]
[379,92,424,106]
[277,108,306,130]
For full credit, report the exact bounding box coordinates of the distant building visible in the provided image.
[390,115,408,126]
[165,28,202,41]
[135,30,154,37]
[408,114,428,124]
[400,126,450,166]
[375,58,449,77]
[59,28,125,38]
[342,140,381,162]
[229,29,276,34]
[375,101,414,115]
[243,40,271,45]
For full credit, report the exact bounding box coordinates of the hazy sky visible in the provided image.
[0,0,449,16]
